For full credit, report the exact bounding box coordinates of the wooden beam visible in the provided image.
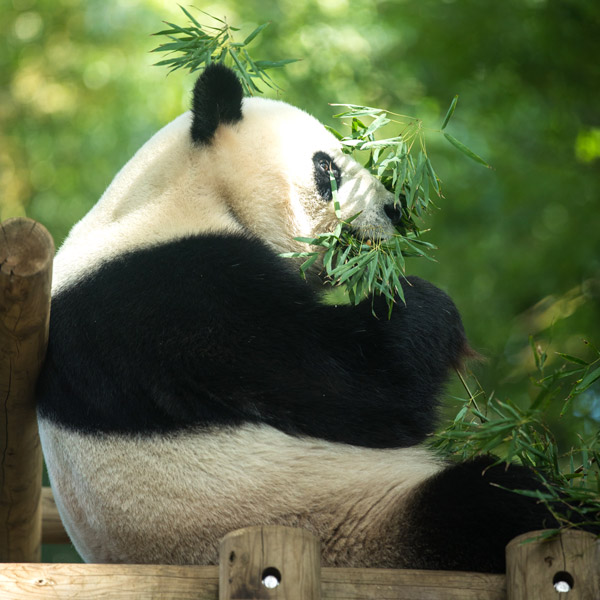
[0,562,506,599]
[0,563,219,600]
[0,218,54,562]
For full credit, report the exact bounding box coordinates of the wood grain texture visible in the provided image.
[0,562,507,600]
[219,525,321,600]
[0,218,54,562]
[506,529,600,600]
[0,563,219,599]
[321,567,505,599]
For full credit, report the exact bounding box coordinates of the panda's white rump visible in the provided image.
[39,419,443,566]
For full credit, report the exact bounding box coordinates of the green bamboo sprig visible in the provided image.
[284,97,489,315]
[433,340,600,534]
[151,7,299,95]
[281,171,436,314]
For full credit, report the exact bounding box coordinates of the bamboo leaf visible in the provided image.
[360,137,404,149]
[294,236,322,245]
[253,59,300,69]
[365,256,378,291]
[332,106,385,118]
[337,263,365,285]
[153,57,185,67]
[299,253,320,277]
[195,8,227,24]
[363,114,391,137]
[441,95,458,130]
[443,133,491,168]
[228,48,259,93]
[243,22,270,46]
[324,125,344,140]
[324,244,336,273]
[391,270,405,304]
[575,366,600,392]
[426,157,440,195]
[556,352,590,366]
[178,5,204,30]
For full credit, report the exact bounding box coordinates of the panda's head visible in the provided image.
[189,64,399,254]
[53,64,401,290]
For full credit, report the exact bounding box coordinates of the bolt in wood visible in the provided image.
[506,529,600,600]
[219,525,321,600]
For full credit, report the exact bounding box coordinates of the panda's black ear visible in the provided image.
[190,64,244,144]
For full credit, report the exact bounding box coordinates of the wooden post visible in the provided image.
[0,218,54,562]
[219,526,321,600]
[506,529,600,600]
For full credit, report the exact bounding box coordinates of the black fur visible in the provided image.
[191,63,243,144]
[313,151,342,201]
[37,233,467,448]
[397,456,560,573]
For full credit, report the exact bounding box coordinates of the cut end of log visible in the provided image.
[0,218,55,278]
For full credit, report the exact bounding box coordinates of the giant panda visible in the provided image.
[37,63,559,573]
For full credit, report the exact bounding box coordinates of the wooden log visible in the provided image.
[0,562,506,599]
[41,487,69,545]
[0,218,54,563]
[219,525,321,600]
[506,529,600,600]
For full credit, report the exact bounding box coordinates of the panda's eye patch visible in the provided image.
[313,151,341,202]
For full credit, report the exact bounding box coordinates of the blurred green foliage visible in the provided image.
[2,0,598,562]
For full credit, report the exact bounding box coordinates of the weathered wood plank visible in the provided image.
[321,568,505,599]
[0,563,506,599]
[0,218,54,562]
[0,563,219,599]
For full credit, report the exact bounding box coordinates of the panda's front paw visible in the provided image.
[392,275,475,371]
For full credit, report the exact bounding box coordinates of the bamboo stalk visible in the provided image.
[0,218,54,562]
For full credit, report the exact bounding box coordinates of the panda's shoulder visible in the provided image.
[53,232,313,315]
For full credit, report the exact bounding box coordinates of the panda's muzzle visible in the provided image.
[348,201,406,242]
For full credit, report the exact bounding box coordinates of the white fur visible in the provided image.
[53,98,394,293]
[40,419,442,565]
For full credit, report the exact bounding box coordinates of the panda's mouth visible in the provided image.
[342,203,404,243]
[348,224,401,244]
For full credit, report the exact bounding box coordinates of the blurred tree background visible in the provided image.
[2,0,598,561]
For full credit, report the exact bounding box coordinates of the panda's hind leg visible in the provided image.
[396,456,560,573]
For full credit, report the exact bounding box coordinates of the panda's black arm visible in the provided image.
[37,233,469,448]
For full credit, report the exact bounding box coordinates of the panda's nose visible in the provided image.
[384,203,402,226]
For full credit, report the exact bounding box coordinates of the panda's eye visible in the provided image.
[317,158,339,178]
[312,151,341,202]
